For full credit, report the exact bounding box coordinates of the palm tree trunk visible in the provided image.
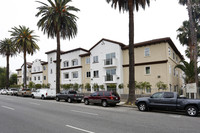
[6,55,10,89]
[24,46,27,89]
[127,0,136,104]
[187,0,199,98]
[56,29,61,94]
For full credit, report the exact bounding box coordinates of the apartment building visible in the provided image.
[16,37,184,94]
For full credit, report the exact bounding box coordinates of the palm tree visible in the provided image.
[179,0,199,98]
[185,46,200,59]
[0,38,17,89]
[36,0,79,93]
[175,60,200,84]
[106,0,150,104]
[9,25,39,89]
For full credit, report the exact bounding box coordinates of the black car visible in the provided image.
[56,90,84,103]
[135,92,200,117]
[84,91,120,107]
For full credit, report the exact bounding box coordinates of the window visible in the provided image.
[64,73,69,79]
[173,52,175,60]
[63,61,69,67]
[145,66,150,75]
[91,92,98,96]
[44,76,46,80]
[50,57,52,64]
[50,69,53,74]
[144,47,150,57]
[104,91,111,96]
[168,47,171,56]
[30,77,31,81]
[98,92,103,96]
[93,71,99,78]
[34,76,36,81]
[163,92,174,98]
[174,68,176,76]
[72,71,78,78]
[86,58,90,64]
[106,53,115,59]
[72,59,78,66]
[38,76,40,80]
[93,56,98,63]
[151,92,163,98]
[146,88,151,93]
[43,66,46,70]
[86,72,91,78]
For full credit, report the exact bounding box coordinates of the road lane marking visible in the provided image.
[2,106,15,110]
[71,110,99,116]
[169,115,181,118]
[5,98,13,101]
[29,102,40,106]
[66,125,95,133]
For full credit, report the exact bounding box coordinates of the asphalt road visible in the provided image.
[0,95,200,133]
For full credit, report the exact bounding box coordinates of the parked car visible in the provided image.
[7,88,18,95]
[17,89,32,97]
[135,92,200,117]
[0,89,8,95]
[31,88,56,100]
[56,90,84,103]
[84,91,120,107]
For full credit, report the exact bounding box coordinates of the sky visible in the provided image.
[0,0,189,73]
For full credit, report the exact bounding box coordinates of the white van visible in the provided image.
[31,88,56,99]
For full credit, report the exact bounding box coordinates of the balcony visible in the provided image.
[103,58,117,68]
[104,75,117,83]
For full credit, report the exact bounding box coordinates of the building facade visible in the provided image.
[16,37,184,94]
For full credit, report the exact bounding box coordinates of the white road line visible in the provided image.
[169,115,181,118]
[66,125,95,133]
[2,106,15,110]
[71,110,99,116]
[29,102,40,106]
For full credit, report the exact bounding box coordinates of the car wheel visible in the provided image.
[138,102,147,111]
[102,100,107,107]
[56,97,60,102]
[186,106,198,117]
[32,94,35,99]
[41,95,45,100]
[67,98,72,103]
[84,99,89,105]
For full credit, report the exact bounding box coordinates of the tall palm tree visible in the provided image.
[179,0,199,98]
[0,38,17,89]
[36,0,79,93]
[175,60,200,84]
[106,0,150,103]
[9,25,39,89]
[185,46,200,58]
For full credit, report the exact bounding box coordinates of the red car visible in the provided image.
[84,91,120,107]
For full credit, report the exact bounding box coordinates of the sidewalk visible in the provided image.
[118,101,137,108]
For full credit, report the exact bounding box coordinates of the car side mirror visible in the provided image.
[150,96,153,98]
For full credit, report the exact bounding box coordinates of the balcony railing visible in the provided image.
[104,58,117,67]
[105,75,113,81]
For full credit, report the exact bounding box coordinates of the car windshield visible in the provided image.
[69,91,77,94]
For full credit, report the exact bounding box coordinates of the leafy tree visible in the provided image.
[73,83,79,91]
[36,0,80,94]
[118,83,124,89]
[10,25,39,89]
[28,81,35,89]
[9,73,17,85]
[99,85,105,90]
[175,60,200,83]
[85,83,91,91]
[179,0,200,98]
[0,38,17,89]
[0,67,6,89]
[156,81,168,90]
[35,84,42,89]
[106,0,151,104]
[93,83,99,91]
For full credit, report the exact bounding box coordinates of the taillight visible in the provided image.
[74,94,76,96]
[46,93,48,96]
[109,96,114,100]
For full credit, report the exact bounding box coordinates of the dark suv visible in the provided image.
[56,90,84,103]
[84,91,120,107]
